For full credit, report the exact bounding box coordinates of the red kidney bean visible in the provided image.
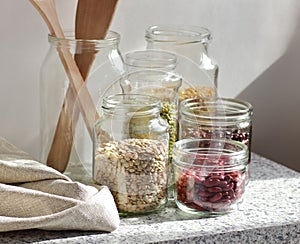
[224,175,232,182]
[207,186,223,193]
[209,192,223,202]
[223,182,235,191]
[219,180,228,188]
[223,195,231,200]
[199,191,215,197]
[176,163,245,212]
[228,189,235,198]
[203,178,221,187]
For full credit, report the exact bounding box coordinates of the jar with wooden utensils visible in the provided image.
[40,30,125,183]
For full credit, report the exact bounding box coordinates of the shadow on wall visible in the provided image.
[237,20,300,172]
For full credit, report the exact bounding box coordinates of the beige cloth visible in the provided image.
[0,137,120,232]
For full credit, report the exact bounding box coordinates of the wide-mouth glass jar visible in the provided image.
[145,25,218,101]
[179,97,253,161]
[172,138,248,216]
[93,94,169,215]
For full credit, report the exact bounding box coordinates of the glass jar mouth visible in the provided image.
[180,97,253,123]
[48,30,120,49]
[124,50,177,70]
[102,94,162,115]
[145,25,212,44]
[172,138,249,168]
[121,69,182,90]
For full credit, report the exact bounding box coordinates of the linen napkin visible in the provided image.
[0,137,120,232]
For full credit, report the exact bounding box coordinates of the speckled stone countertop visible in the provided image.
[1,153,299,243]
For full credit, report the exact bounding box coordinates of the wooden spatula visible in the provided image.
[29,0,100,172]
[46,0,118,173]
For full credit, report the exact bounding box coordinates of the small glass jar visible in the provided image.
[179,97,253,163]
[124,49,177,72]
[93,94,169,215]
[172,138,248,216]
[120,70,182,162]
[40,31,125,182]
[101,50,178,100]
[145,25,218,101]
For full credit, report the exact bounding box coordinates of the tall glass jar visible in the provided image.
[93,94,169,215]
[120,70,182,162]
[145,25,218,101]
[173,138,248,216]
[179,97,253,164]
[40,31,125,182]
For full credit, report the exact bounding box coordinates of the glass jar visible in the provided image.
[100,50,178,102]
[40,31,125,182]
[93,94,169,215]
[124,49,177,72]
[120,70,182,162]
[179,97,253,164]
[145,25,218,102]
[172,138,248,216]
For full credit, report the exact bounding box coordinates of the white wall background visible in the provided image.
[0,0,299,171]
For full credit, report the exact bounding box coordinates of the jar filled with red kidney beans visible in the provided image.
[172,138,248,216]
[179,97,253,163]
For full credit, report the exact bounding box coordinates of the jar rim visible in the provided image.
[124,50,177,70]
[48,30,120,49]
[145,25,212,44]
[180,97,253,123]
[120,69,183,90]
[102,94,161,113]
[172,138,249,168]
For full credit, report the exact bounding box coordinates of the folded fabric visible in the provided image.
[0,137,120,232]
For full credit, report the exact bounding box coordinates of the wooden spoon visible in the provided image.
[29,0,100,172]
[45,0,118,173]
[75,0,119,80]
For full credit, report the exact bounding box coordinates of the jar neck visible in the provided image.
[102,94,162,117]
[145,25,212,65]
[145,25,211,45]
[48,30,120,51]
[124,50,177,72]
[173,138,249,167]
[180,98,253,125]
[120,70,182,102]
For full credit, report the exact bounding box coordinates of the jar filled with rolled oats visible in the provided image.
[93,94,169,215]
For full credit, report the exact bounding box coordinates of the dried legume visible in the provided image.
[94,138,168,214]
[175,157,245,212]
[160,102,176,161]
[182,128,250,146]
[178,86,215,102]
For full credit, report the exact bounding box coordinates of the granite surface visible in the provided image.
[0,153,300,243]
